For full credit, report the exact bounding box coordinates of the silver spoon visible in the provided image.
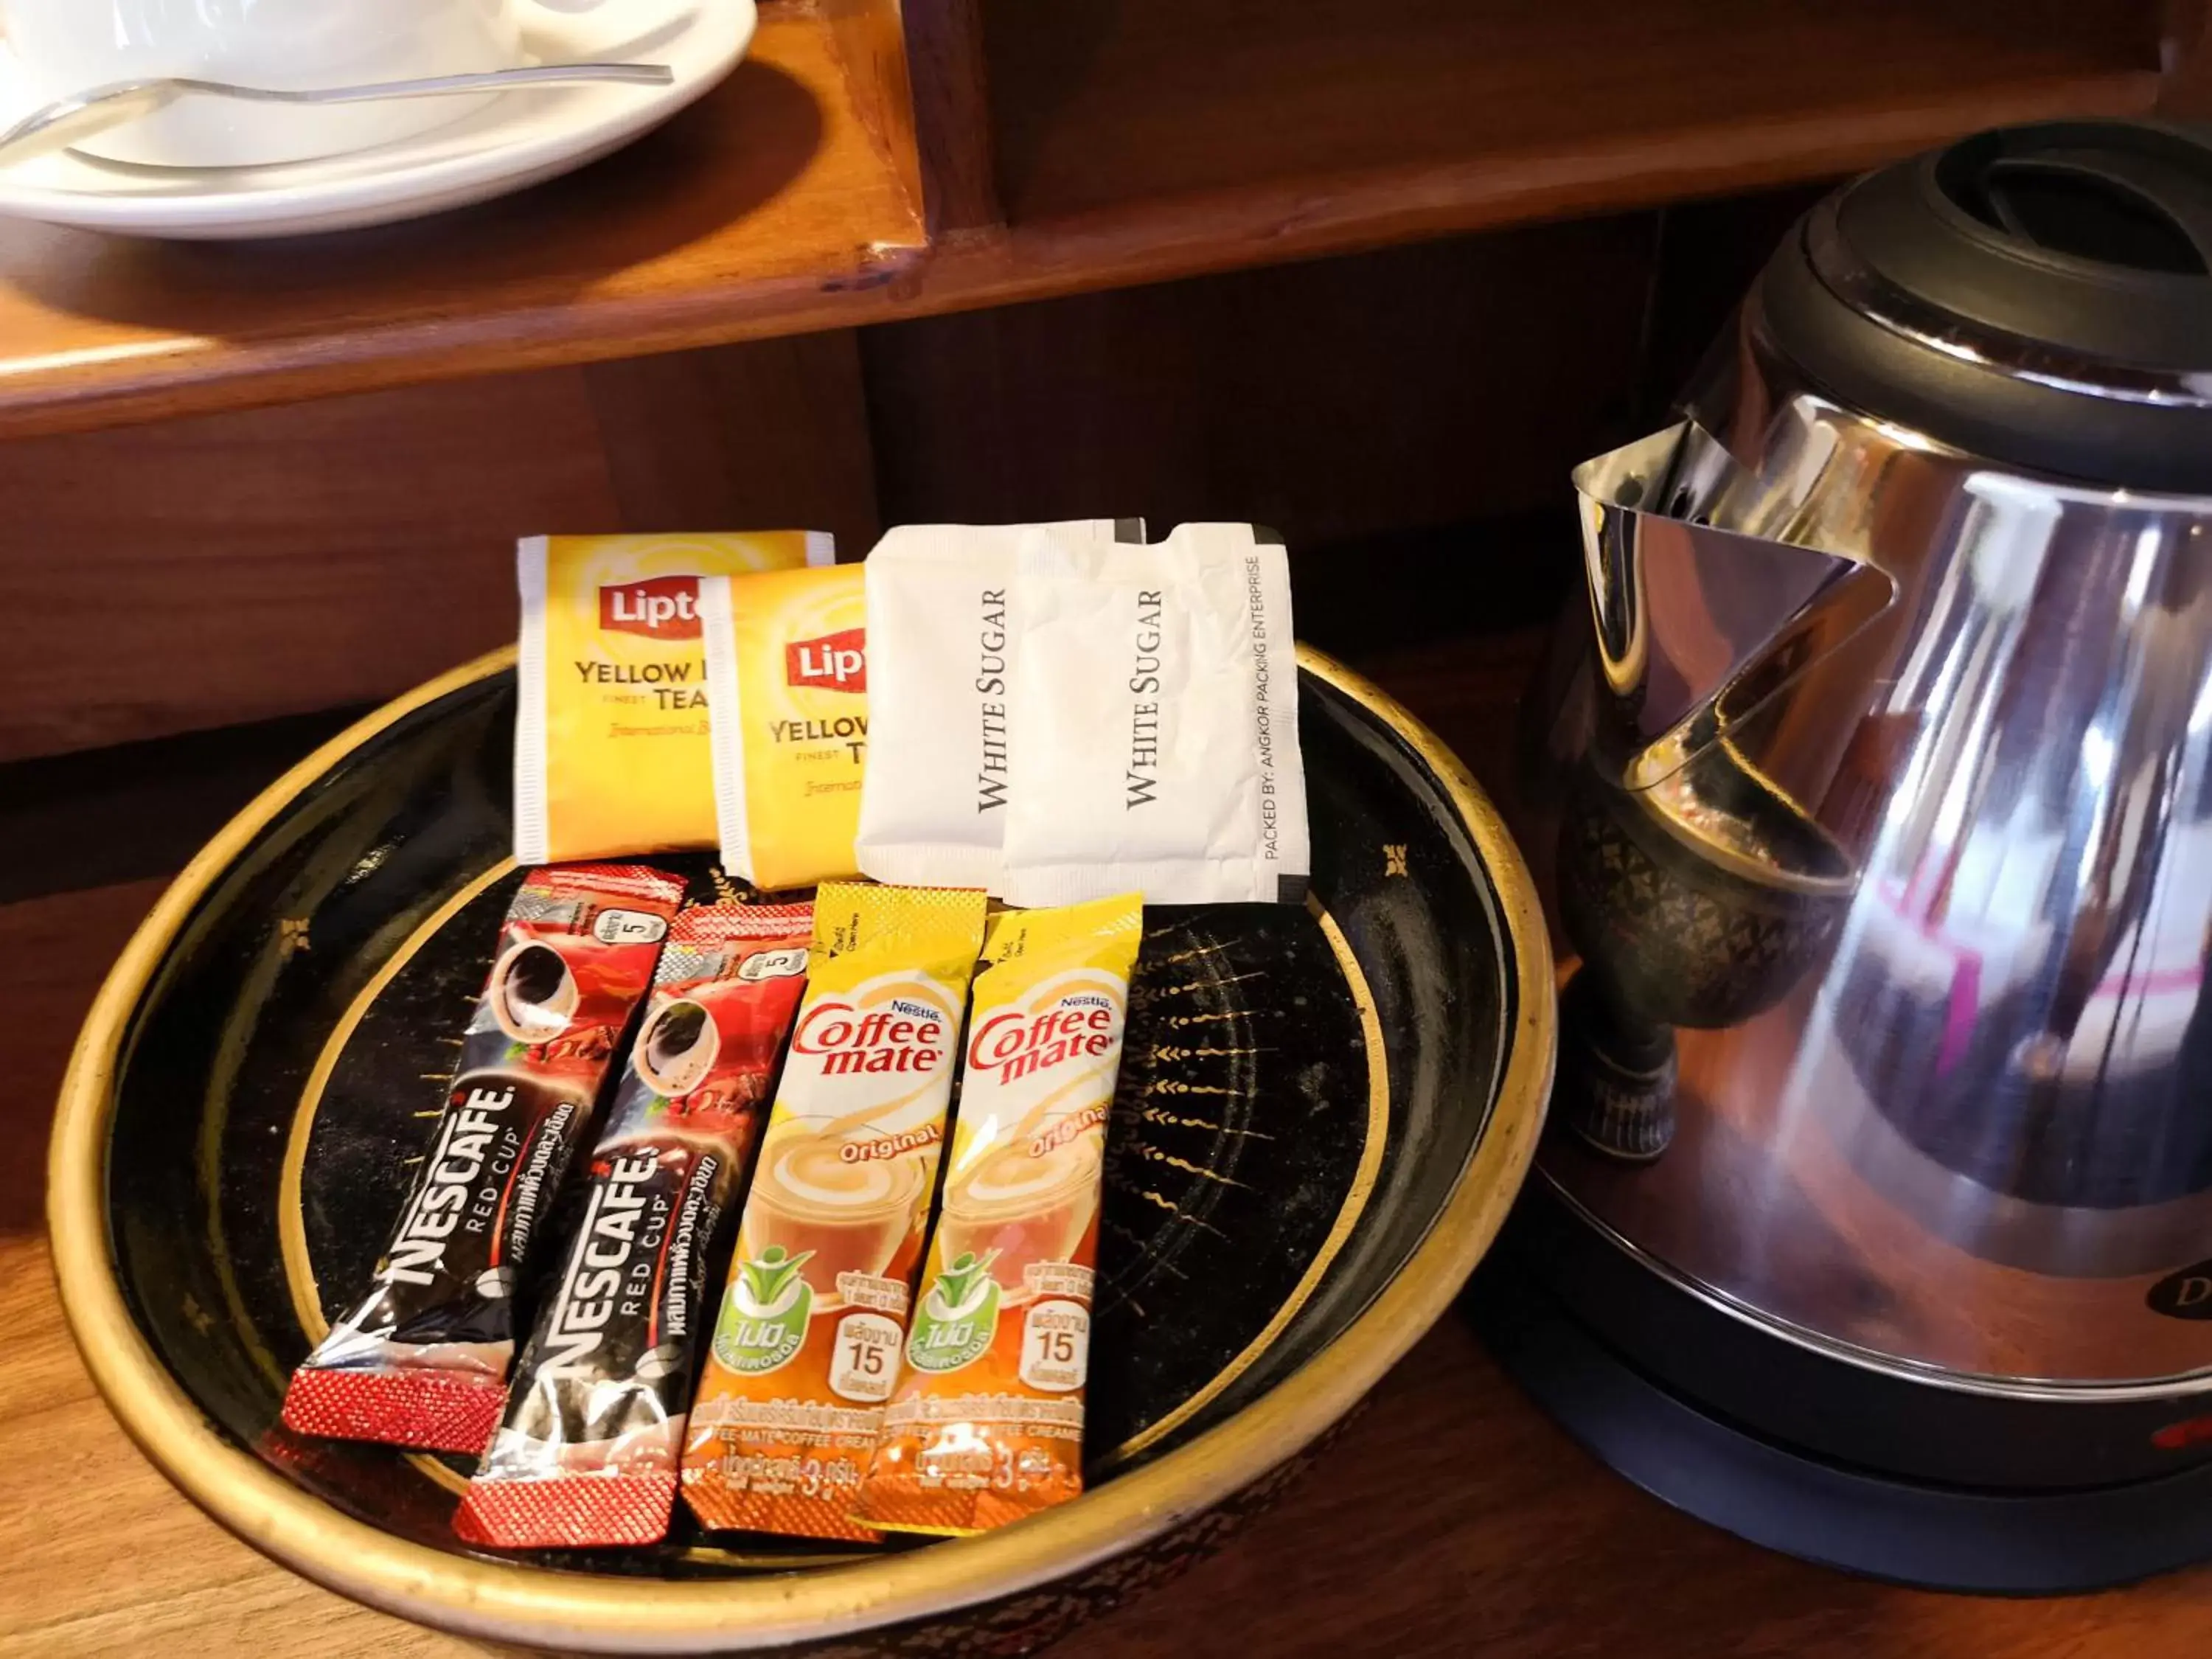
[0,62,675,167]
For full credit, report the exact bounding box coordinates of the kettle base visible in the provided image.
[1466,1251,2212,1594]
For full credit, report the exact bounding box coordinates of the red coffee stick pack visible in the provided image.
[456,902,812,1548]
[281,863,686,1454]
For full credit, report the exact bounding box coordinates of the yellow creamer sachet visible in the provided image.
[682,881,990,1541]
[699,565,869,891]
[851,891,1141,1538]
[515,532,833,863]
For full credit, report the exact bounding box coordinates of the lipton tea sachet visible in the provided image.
[456,902,813,1549]
[681,882,989,1542]
[699,564,869,891]
[515,532,833,864]
[855,520,1141,894]
[282,863,686,1454]
[852,893,1141,1537]
[999,522,1311,906]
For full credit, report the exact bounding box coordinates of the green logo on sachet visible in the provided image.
[906,1250,1001,1374]
[714,1245,813,1374]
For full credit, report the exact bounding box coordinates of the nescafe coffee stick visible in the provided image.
[281,863,685,1454]
[456,903,813,1549]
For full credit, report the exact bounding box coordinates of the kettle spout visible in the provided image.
[1574,422,1893,778]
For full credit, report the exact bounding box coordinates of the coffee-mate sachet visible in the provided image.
[699,565,869,891]
[681,882,988,1542]
[852,892,1141,1537]
[515,532,833,863]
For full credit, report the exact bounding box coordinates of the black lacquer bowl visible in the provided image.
[50,645,1551,1656]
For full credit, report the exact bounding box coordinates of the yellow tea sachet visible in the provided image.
[515,532,833,863]
[852,892,1141,1537]
[699,565,869,892]
[681,881,989,1542]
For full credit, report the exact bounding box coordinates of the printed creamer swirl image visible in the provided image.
[681,882,987,1542]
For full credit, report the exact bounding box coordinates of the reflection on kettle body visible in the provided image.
[1539,317,2212,1385]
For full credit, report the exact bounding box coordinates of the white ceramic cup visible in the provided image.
[1,0,609,168]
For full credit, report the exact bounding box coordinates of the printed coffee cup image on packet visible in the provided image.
[699,563,870,892]
[681,882,989,1543]
[515,531,834,865]
[281,863,686,1454]
[998,522,1310,906]
[456,902,814,1551]
[855,519,1143,894]
[852,891,1142,1537]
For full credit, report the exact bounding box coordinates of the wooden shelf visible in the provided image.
[987,0,2161,221]
[0,0,2169,437]
[0,1,928,434]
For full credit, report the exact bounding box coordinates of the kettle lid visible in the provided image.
[1760,119,2212,493]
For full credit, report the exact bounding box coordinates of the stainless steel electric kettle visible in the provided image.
[1484,119,2212,1593]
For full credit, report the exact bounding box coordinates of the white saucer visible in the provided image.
[0,0,755,239]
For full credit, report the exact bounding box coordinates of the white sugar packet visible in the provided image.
[999,522,1310,906]
[855,520,1144,891]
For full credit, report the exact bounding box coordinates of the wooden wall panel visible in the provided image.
[0,331,877,763]
[980,0,2159,224]
[1634,184,1829,424]
[857,214,1660,551]
[0,187,1814,767]
[582,332,880,543]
